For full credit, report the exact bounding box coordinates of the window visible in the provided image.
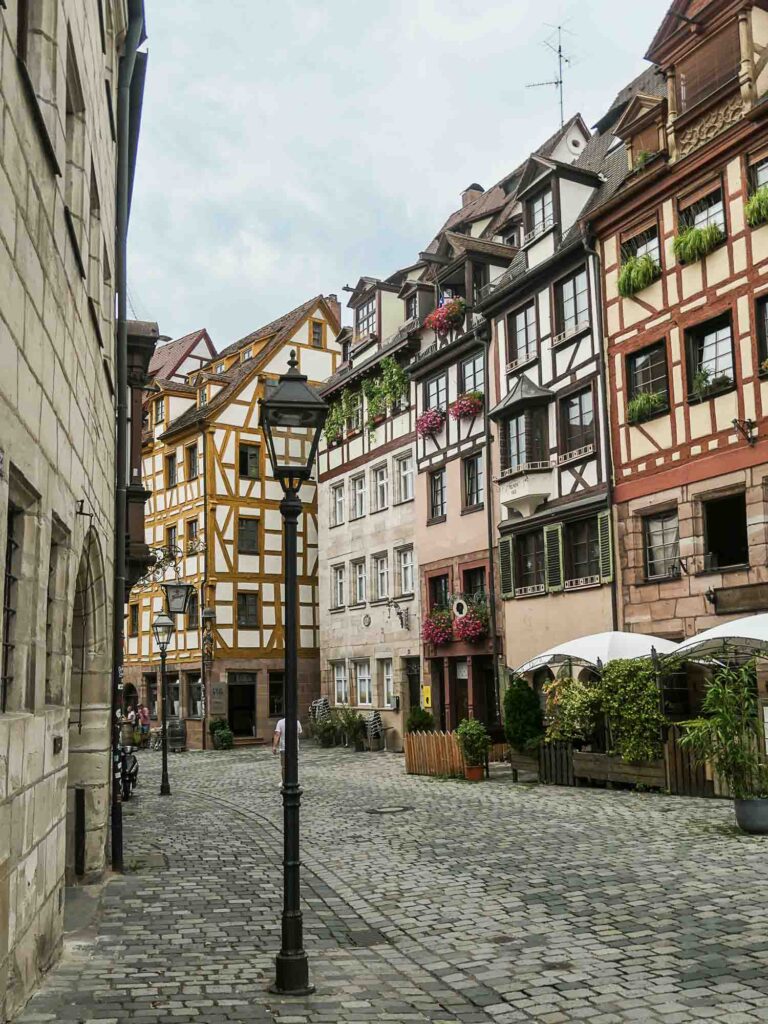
[406,294,418,320]
[269,671,285,717]
[621,225,660,265]
[460,352,484,393]
[565,519,600,583]
[628,342,669,404]
[237,592,259,628]
[508,302,537,365]
[155,397,165,423]
[398,548,414,595]
[429,468,446,520]
[373,465,388,510]
[429,574,449,610]
[238,517,259,554]
[396,455,414,502]
[341,338,351,363]
[332,565,345,608]
[241,348,252,361]
[758,296,768,366]
[704,493,748,570]
[311,321,323,347]
[186,445,198,479]
[239,443,260,479]
[334,662,349,704]
[352,560,367,604]
[355,295,376,338]
[517,530,545,591]
[751,154,768,192]
[167,675,180,717]
[64,37,86,255]
[186,590,199,630]
[216,363,225,374]
[463,566,486,598]
[351,474,366,518]
[165,453,177,487]
[561,388,594,454]
[675,23,740,114]
[128,603,139,637]
[355,661,372,705]
[187,674,203,718]
[381,659,395,708]
[644,511,680,580]
[425,375,447,410]
[373,554,389,600]
[186,519,198,549]
[347,393,363,432]
[166,525,177,551]
[463,453,483,508]
[686,313,734,394]
[331,483,345,526]
[503,408,549,472]
[555,268,589,337]
[145,674,158,718]
[199,388,207,407]
[527,188,553,239]
[680,187,726,234]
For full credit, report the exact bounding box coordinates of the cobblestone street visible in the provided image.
[14,747,768,1024]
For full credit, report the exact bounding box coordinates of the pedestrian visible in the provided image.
[138,704,150,748]
[272,716,302,782]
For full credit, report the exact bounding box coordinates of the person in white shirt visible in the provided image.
[272,717,302,781]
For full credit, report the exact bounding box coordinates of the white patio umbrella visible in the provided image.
[516,630,680,675]
[671,613,768,663]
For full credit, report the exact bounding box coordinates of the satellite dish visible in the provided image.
[452,597,469,618]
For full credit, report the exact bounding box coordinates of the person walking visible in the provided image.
[138,704,150,748]
[272,717,302,782]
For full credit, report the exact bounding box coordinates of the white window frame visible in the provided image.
[351,474,366,519]
[353,560,367,605]
[373,464,388,510]
[373,554,389,600]
[355,660,372,706]
[396,454,414,503]
[332,565,345,608]
[381,659,394,708]
[398,547,414,595]
[333,662,349,705]
[331,483,345,526]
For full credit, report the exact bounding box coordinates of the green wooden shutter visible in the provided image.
[598,510,614,583]
[544,523,564,592]
[499,536,515,599]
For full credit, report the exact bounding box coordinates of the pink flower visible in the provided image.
[422,609,453,645]
[424,298,466,338]
[448,392,484,420]
[416,407,446,438]
[453,609,488,643]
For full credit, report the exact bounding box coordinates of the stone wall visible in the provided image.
[0,1,124,1016]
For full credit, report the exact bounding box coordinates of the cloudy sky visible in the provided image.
[129,1,667,345]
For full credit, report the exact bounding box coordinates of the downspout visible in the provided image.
[112,1,145,873]
[201,428,209,751]
[582,231,619,632]
[478,320,501,721]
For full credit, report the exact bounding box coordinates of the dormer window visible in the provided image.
[341,338,351,363]
[405,294,418,320]
[154,397,165,424]
[311,321,323,347]
[503,226,519,247]
[216,364,225,374]
[525,188,554,242]
[675,22,740,114]
[199,388,207,407]
[241,348,252,361]
[355,296,376,340]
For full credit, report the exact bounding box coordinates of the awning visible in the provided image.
[669,614,768,663]
[516,630,680,674]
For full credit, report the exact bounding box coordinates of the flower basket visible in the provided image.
[672,223,723,265]
[617,254,661,298]
[416,407,445,438]
[448,392,484,420]
[424,298,466,338]
[453,608,487,643]
[421,609,453,645]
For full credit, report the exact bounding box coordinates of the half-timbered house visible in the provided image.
[124,295,341,746]
[588,0,768,650]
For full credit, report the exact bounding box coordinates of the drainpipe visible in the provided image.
[201,428,209,751]
[478,320,501,721]
[582,232,619,632]
[112,0,145,873]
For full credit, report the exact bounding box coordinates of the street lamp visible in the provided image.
[152,611,175,796]
[260,350,327,996]
[201,606,216,751]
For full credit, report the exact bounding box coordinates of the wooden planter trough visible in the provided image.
[508,750,540,781]
[572,751,665,789]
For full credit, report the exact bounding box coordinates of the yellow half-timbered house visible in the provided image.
[124,294,342,747]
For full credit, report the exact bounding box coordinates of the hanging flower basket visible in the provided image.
[424,298,466,338]
[422,609,453,645]
[453,608,488,643]
[449,392,484,420]
[416,407,446,438]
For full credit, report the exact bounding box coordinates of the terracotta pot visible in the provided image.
[464,764,484,782]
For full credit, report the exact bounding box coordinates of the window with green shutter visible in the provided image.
[499,537,515,599]
[598,510,614,583]
[544,523,564,592]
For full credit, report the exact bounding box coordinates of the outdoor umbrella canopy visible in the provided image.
[670,613,768,663]
[516,630,680,675]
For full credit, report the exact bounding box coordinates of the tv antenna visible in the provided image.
[526,24,573,127]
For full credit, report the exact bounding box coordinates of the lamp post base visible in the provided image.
[160,781,171,796]
[270,951,314,996]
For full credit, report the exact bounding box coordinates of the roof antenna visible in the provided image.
[526,23,573,128]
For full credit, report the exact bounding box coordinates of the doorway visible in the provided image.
[228,672,257,736]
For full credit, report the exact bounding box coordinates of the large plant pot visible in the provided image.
[734,798,768,834]
[464,764,484,782]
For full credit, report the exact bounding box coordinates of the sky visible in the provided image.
[128,1,668,346]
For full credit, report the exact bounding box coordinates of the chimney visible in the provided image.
[325,293,342,327]
[461,183,484,208]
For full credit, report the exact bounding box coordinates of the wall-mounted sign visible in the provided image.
[210,684,226,716]
[714,583,768,615]
[421,684,432,709]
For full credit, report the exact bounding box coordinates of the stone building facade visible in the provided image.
[0,1,150,1017]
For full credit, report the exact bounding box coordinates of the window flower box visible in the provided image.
[416,407,445,438]
[421,609,453,645]
[617,254,661,298]
[746,186,768,229]
[424,298,466,338]
[453,607,487,643]
[626,390,667,424]
[690,368,734,402]
[448,391,484,420]
[672,223,724,265]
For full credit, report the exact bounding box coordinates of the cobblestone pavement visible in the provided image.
[14,746,768,1024]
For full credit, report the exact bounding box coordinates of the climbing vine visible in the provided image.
[324,356,409,441]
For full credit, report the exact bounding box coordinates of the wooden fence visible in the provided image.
[665,725,713,798]
[404,731,465,777]
[539,741,575,786]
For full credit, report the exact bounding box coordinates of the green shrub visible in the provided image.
[746,186,768,228]
[691,366,733,401]
[672,223,723,265]
[503,674,543,753]
[213,727,234,750]
[626,390,666,424]
[544,677,602,745]
[209,717,229,737]
[599,659,665,764]
[406,706,435,733]
[456,717,490,766]
[314,715,338,747]
[617,253,660,297]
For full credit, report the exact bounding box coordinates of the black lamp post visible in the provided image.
[152,611,175,796]
[260,350,327,996]
[201,606,216,751]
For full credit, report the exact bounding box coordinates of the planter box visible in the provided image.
[508,751,539,779]
[572,751,665,788]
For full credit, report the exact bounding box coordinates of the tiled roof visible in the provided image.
[149,328,214,380]
[152,378,197,396]
[216,294,327,360]
[442,232,520,260]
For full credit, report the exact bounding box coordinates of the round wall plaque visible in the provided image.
[362,614,372,627]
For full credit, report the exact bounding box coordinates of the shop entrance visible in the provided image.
[228,672,257,736]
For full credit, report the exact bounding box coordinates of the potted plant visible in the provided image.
[691,367,733,401]
[416,407,446,438]
[680,664,768,834]
[456,717,490,781]
[314,715,337,747]
[421,608,453,645]
[449,392,484,420]
[617,253,661,298]
[453,606,488,643]
[746,186,768,228]
[672,223,724,265]
[406,706,435,733]
[424,297,466,337]
[626,390,666,424]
